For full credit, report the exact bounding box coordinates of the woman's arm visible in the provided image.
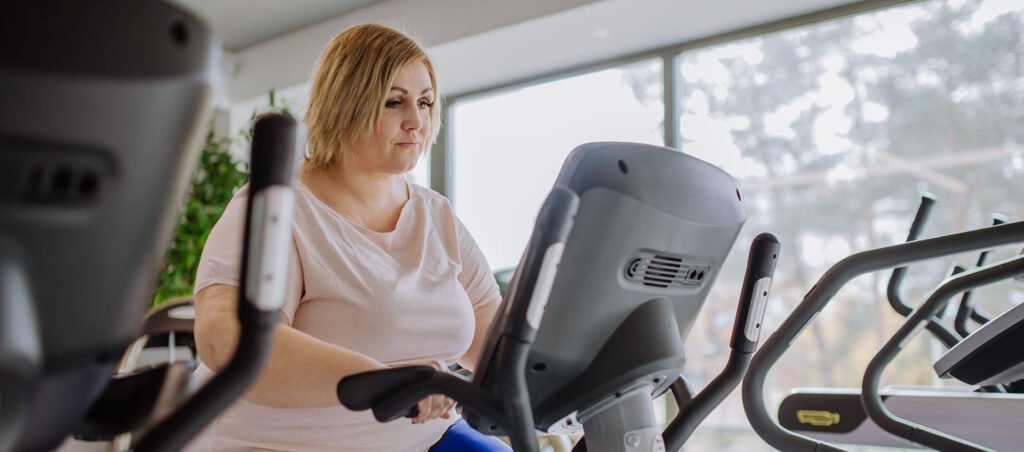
[457,301,499,372]
[194,283,387,408]
[195,284,455,421]
[450,213,503,373]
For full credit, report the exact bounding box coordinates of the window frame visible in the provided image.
[430,0,916,200]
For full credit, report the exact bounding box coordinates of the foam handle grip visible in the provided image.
[249,112,297,191]
[730,233,780,353]
[241,112,298,313]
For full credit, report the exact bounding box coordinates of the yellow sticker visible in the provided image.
[796,410,841,427]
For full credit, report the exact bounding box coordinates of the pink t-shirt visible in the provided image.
[185,177,501,451]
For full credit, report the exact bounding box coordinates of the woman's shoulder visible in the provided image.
[408,182,453,213]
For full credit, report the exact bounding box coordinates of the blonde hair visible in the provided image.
[304,24,441,170]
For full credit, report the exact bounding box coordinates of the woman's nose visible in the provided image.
[402,107,424,131]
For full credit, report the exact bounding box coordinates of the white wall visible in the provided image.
[224,0,600,103]
[224,0,862,105]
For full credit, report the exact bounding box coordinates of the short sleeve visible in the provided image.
[453,215,502,310]
[194,185,304,324]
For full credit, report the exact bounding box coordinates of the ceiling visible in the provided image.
[431,0,865,98]
[171,0,385,51]
[172,0,874,103]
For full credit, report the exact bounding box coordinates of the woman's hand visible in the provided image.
[412,393,456,424]
[410,359,457,424]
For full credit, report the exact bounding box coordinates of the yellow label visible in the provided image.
[796,410,841,427]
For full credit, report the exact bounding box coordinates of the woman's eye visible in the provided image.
[418,100,434,109]
[385,99,402,108]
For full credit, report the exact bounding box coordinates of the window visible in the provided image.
[676,0,1024,449]
[442,0,1022,449]
[451,58,664,271]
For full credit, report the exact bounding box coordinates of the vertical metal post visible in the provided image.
[662,53,680,150]
[431,104,453,201]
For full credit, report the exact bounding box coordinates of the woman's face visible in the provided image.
[350,60,434,174]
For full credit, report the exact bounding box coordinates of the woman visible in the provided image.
[187,24,510,451]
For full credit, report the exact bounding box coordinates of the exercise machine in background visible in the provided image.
[745,193,1024,451]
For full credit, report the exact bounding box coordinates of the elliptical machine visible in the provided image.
[337,141,781,451]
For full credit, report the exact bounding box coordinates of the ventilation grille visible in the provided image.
[1,141,110,206]
[21,162,103,204]
[624,251,711,289]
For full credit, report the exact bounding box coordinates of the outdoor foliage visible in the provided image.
[623,0,1023,448]
[152,91,290,305]
[677,0,1023,393]
[151,130,248,304]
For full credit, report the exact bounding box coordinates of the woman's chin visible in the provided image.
[386,160,419,175]
[398,154,424,173]
[377,149,422,174]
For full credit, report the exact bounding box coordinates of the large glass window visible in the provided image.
[677,0,1024,449]
[444,0,1022,450]
[451,58,664,270]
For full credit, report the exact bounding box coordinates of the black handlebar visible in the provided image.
[136,112,298,451]
[663,233,780,451]
[954,215,1007,337]
[886,193,937,317]
[885,194,961,349]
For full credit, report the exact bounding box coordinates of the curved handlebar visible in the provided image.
[862,254,1024,451]
[954,215,1007,337]
[136,112,298,451]
[742,220,1024,451]
[885,194,961,348]
[663,233,779,450]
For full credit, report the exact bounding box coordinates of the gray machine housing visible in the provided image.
[0,1,214,449]
[469,142,746,436]
[935,298,1024,385]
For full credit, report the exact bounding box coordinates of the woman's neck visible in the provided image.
[300,160,409,231]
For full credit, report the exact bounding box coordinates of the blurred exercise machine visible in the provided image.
[0,2,296,450]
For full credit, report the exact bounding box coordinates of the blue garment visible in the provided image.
[430,419,512,452]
